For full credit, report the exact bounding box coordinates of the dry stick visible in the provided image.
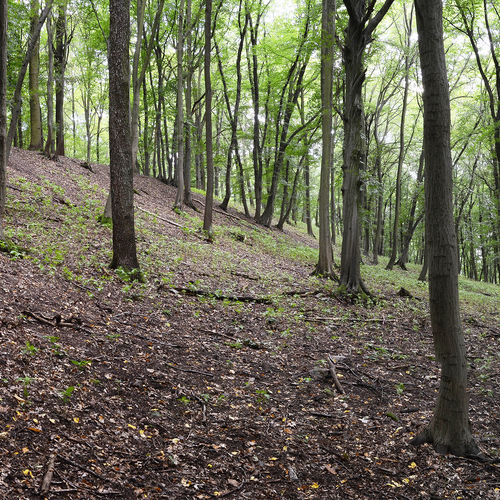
[135,206,183,228]
[40,453,57,495]
[327,355,345,394]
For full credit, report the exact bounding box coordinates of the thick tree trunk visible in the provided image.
[108,0,140,273]
[411,0,479,457]
[183,0,194,206]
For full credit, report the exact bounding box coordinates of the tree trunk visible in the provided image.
[0,0,6,239]
[29,0,43,151]
[44,11,55,157]
[174,0,185,209]
[183,0,194,206]
[386,5,413,270]
[108,0,140,274]
[315,0,336,277]
[203,0,214,237]
[340,0,394,293]
[411,0,479,458]
[6,0,52,160]
[55,3,67,157]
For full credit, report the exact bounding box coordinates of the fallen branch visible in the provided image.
[327,355,345,394]
[135,206,183,228]
[167,286,272,304]
[40,453,57,495]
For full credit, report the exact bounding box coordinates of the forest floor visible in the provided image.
[0,148,499,500]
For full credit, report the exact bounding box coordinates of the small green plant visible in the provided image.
[228,341,243,349]
[395,383,405,395]
[61,385,76,403]
[178,396,191,404]
[255,389,271,403]
[22,341,39,356]
[17,376,33,400]
[71,359,91,370]
[46,335,64,356]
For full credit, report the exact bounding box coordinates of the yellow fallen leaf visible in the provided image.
[181,478,191,487]
[22,469,33,477]
[403,478,410,484]
[128,424,136,429]
[311,482,319,489]
[408,462,417,469]
[269,457,278,461]
[22,447,29,453]
[73,417,79,424]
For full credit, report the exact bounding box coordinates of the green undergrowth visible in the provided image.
[4,170,498,318]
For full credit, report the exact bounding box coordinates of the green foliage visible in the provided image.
[61,385,76,404]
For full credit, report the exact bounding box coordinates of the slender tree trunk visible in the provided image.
[315,0,335,277]
[29,0,43,151]
[0,0,6,239]
[411,0,479,458]
[340,0,394,293]
[44,11,55,156]
[203,0,214,236]
[6,0,52,160]
[109,0,140,274]
[55,3,67,157]
[174,0,185,209]
[183,0,194,206]
[387,6,413,270]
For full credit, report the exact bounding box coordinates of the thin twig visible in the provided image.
[327,355,345,394]
[40,453,57,495]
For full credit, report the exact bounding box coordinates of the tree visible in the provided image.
[410,0,480,458]
[315,0,336,277]
[174,0,185,210]
[340,0,395,294]
[0,0,6,240]
[6,0,53,160]
[28,0,43,151]
[54,1,72,157]
[108,0,140,274]
[44,10,55,156]
[203,0,214,237]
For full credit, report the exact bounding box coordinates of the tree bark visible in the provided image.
[203,0,214,236]
[0,0,6,240]
[29,0,43,151]
[411,0,479,458]
[108,0,140,273]
[55,2,68,157]
[44,11,55,156]
[315,0,336,277]
[340,0,394,293]
[174,0,185,209]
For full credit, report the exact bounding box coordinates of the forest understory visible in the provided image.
[0,148,498,499]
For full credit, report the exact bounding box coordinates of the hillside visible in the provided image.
[0,148,498,499]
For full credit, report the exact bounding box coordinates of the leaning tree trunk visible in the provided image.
[410,0,480,458]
